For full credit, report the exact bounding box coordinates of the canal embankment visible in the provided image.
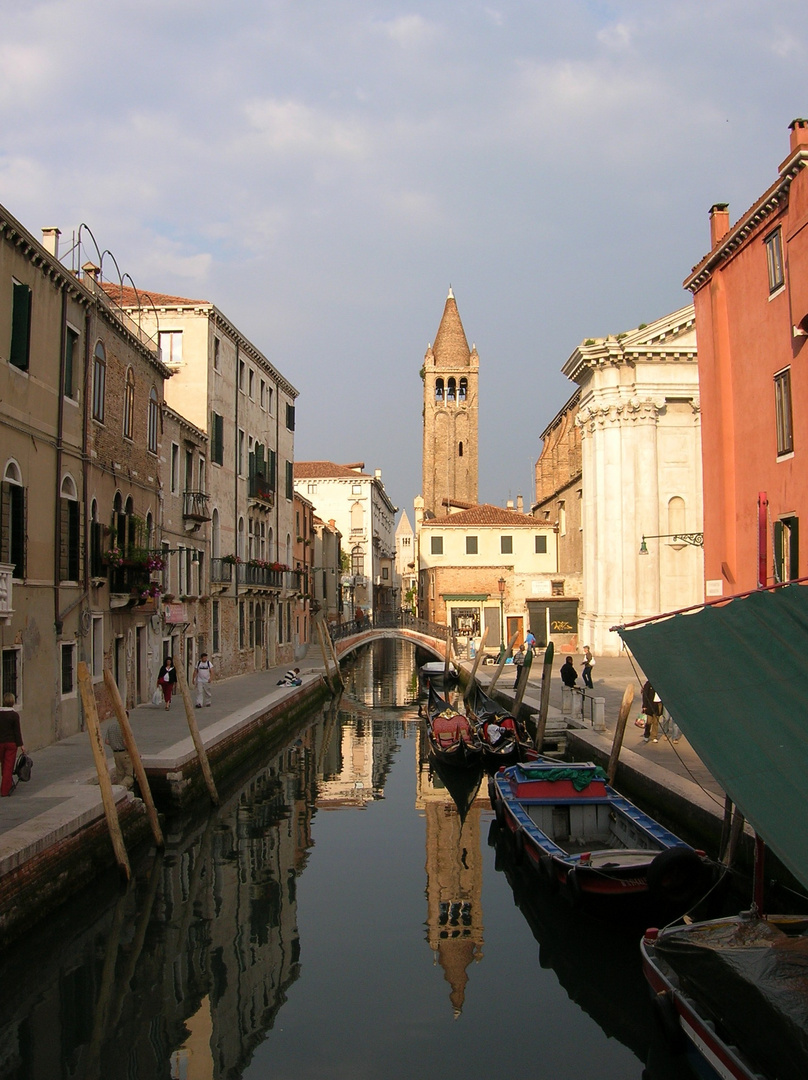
[0,661,331,946]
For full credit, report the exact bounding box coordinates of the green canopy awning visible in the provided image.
[618,584,808,893]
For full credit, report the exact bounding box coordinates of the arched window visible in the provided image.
[59,474,80,581]
[211,508,220,560]
[459,377,467,402]
[146,511,154,550]
[237,516,245,559]
[2,461,25,578]
[268,526,274,562]
[148,387,159,453]
[447,378,456,402]
[435,377,444,401]
[92,341,106,422]
[123,367,135,440]
[351,545,364,576]
[286,533,292,566]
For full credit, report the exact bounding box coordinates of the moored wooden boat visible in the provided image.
[641,913,808,1080]
[425,684,482,767]
[465,682,538,767]
[490,759,713,910]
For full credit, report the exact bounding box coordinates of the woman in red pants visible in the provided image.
[157,656,178,710]
[0,692,24,796]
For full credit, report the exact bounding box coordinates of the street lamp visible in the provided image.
[639,532,704,554]
[498,576,506,656]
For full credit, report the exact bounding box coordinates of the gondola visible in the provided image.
[424,683,482,767]
[464,682,538,767]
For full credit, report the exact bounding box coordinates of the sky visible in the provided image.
[1,1,805,519]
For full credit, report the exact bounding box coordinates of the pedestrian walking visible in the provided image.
[641,679,663,742]
[512,644,526,689]
[525,630,536,652]
[0,692,24,797]
[157,656,177,710]
[581,645,595,689]
[560,656,578,687]
[193,652,214,707]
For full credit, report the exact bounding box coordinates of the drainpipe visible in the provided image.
[234,340,239,604]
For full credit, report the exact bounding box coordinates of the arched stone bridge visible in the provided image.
[329,613,450,662]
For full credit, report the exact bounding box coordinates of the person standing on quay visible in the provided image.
[581,645,595,689]
[157,656,177,710]
[512,644,526,689]
[641,679,663,743]
[560,656,578,687]
[193,652,214,707]
[0,692,24,797]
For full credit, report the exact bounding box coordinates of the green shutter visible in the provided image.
[10,283,31,370]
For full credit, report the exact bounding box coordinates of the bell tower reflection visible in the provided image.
[416,726,485,1017]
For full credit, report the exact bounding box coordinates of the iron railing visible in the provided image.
[329,611,450,643]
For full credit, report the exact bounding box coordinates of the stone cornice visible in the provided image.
[684,151,808,294]
[577,394,700,432]
[562,305,696,383]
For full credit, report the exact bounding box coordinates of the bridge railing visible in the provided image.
[329,611,449,644]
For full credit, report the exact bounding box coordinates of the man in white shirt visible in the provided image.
[193,653,214,707]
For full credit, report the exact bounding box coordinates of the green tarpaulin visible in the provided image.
[618,584,808,893]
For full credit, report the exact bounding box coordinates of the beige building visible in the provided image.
[395,510,417,612]
[418,503,558,655]
[422,289,479,517]
[562,306,703,655]
[107,286,300,675]
[532,390,583,651]
[0,208,172,747]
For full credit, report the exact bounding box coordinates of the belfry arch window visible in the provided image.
[458,377,467,402]
[435,378,444,402]
[459,442,464,458]
[447,378,456,402]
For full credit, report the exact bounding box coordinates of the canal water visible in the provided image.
[0,640,696,1079]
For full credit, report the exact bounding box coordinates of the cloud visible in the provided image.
[242,98,369,158]
[377,14,442,48]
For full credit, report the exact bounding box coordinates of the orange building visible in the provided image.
[685,118,808,596]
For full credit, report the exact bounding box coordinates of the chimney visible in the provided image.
[517,494,524,513]
[789,118,808,154]
[41,227,60,258]
[709,204,730,249]
[506,499,514,510]
[374,469,382,480]
[82,261,101,282]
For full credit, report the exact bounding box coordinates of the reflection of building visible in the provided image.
[316,691,400,807]
[562,307,703,655]
[416,727,485,1017]
[340,639,420,709]
[0,725,319,1079]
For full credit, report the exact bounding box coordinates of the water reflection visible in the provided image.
[340,639,420,707]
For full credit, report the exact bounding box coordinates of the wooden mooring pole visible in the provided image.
[607,683,635,785]
[77,661,131,882]
[103,668,164,849]
[534,642,554,750]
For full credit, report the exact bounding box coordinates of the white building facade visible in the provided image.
[294,462,397,623]
[562,306,703,655]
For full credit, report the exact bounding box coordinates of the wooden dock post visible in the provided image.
[315,618,335,693]
[534,642,554,749]
[175,657,220,806]
[488,632,518,694]
[103,668,164,849]
[77,661,131,881]
[463,626,489,701]
[607,683,635,785]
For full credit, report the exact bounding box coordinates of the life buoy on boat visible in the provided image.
[647,846,708,909]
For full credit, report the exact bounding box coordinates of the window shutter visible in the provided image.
[790,518,800,580]
[11,485,25,577]
[70,500,81,581]
[59,498,69,580]
[10,283,32,370]
[0,483,9,563]
[268,448,276,490]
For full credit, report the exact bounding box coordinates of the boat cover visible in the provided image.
[656,919,808,1080]
[618,584,808,892]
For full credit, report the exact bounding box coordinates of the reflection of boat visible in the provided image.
[464,682,538,767]
[620,585,808,1080]
[430,755,484,824]
[425,684,482,767]
[490,823,681,1076]
[490,760,713,910]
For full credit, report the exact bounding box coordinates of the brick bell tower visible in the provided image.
[422,288,479,516]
